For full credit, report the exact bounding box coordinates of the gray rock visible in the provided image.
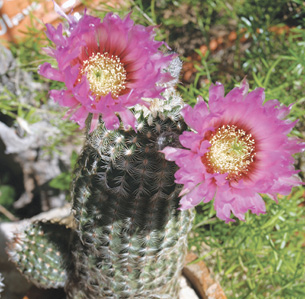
[179,275,199,299]
[0,45,14,76]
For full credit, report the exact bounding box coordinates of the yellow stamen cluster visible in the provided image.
[81,52,127,98]
[204,124,256,180]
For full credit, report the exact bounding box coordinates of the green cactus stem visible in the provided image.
[8,220,72,289]
[65,113,194,298]
[7,58,195,298]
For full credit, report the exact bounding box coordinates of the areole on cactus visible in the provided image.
[8,71,194,298]
[8,4,194,298]
[6,2,305,299]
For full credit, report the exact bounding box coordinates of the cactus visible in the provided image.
[66,115,193,298]
[0,272,4,294]
[8,58,195,298]
[8,220,72,289]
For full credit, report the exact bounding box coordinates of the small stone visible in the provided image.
[183,252,227,299]
[179,275,199,299]
[0,44,14,75]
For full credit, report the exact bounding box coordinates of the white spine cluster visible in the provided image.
[134,56,185,126]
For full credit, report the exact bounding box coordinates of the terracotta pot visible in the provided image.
[0,0,127,43]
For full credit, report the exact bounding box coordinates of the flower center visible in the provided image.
[203,124,256,180]
[81,52,127,98]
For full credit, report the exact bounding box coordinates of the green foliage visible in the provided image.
[0,1,80,153]
[0,178,16,221]
[3,0,305,297]
[131,1,305,298]
[190,188,305,298]
[0,88,41,124]
[178,49,217,105]
[49,151,78,193]
[0,185,15,207]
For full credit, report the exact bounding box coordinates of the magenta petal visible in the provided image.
[214,174,229,187]
[56,43,83,70]
[179,195,196,210]
[179,185,204,209]
[38,63,64,82]
[181,99,210,134]
[45,23,66,47]
[161,147,189,162]
[64,64,80,90]
[249,193,266,215]
[70,106,89,129]
[228,191,266,221]
[215,202,235,223]
[179,131,203,152]
[42,47,56,57]
[119,109,137,130]
[102,112,120,130]
[39,10,173,131]
[209,82,224,99]
[202,182,216,203]
[198,140,211,156]
[49,89,78,107]
[208,82,224,110]
[244,87,265,106]
[162,79,304,222]
[224,80,249,103]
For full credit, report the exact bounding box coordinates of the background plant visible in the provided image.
[1,0,304,298]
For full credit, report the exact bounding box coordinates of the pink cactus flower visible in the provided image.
[162,80,305,222]
[39,4,174,131]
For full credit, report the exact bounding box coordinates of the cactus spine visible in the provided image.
[8,59,194,298]
[66,114,193,298]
